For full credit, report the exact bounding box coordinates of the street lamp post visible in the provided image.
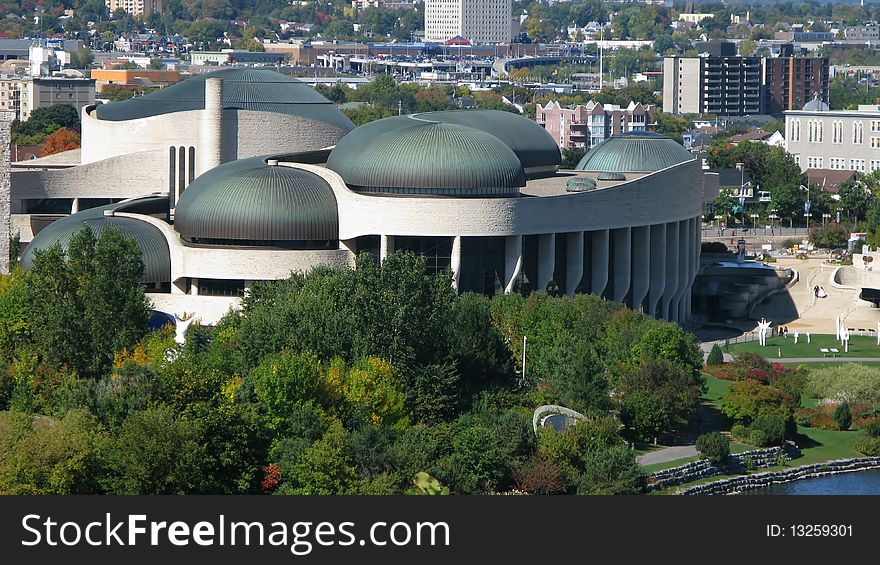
[823,213,831,227]
[750,213,759,229]
[769,209,779,233]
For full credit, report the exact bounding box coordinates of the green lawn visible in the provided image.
[702,373,730,407]
[649,373,867,491]
[729,334,880,359]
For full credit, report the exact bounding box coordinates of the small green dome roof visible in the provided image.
[175,156,338,241]
[326,116,525,197]
[22,198,171,284]
[575,131,694,173]
[94,68,354,131]
[414,110,561,175]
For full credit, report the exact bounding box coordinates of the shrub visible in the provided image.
[706,344,724,366]
[696,432,730,465]
[864,420,880,438]
[833,402,852,431]
[807,364,880,405]
[701,241,728,253]
[855,437,880,457]
[731,423,748,442]
[748,428,769,447]
[750,414,786,445]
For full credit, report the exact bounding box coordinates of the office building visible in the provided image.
[424,0,513,44]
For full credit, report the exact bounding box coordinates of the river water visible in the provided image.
[743,468,880,495]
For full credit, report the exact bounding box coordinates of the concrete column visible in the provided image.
[590,229,609,297]
[537,233,555,292]
[71,197,80,214]
[198,77,223,176]
[0,111,11,274]
[172,278,187,295]
[504,235,523,294]
[648,223,667,318]
[450,235,462,291]
[672,220,690,323]
[379,234,395,262]
[688,216,701,320]
[190,277,200,296]
[662,221,679,321]
[630,225,650,312]
[565,231,584,297]
[612,227,631,303]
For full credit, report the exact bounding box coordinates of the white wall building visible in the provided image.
[785,104,880,173]
[424,0,513,44]
[18,104,716,326]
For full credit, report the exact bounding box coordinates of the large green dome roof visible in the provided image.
[414,110,561,176]
[326,116,526,197]
[93,68,354,131]
[21,197,171,284]
[575,131,694,174]
[175,156,338,242]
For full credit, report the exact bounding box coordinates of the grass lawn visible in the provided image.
[702,373,729,407]
[649,372,866,491]
[729,334,880,359]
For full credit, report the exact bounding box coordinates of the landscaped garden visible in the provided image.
[729,334,880,359]
[648,350,880,491]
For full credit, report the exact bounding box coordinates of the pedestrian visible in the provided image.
[814,285,819,298]
[783,326,789,338]
[818,286,828,299]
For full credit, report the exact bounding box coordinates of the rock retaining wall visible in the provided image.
[680,457,880,495]
[647,443,801,490]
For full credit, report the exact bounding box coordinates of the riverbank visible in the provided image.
[679,457,880,495]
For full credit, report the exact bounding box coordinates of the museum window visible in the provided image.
[198,279,245,297]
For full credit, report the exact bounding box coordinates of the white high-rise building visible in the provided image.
[424,0,513,44]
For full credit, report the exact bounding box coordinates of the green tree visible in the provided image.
[577,445,645,494]
[25,227,150,379]
[617,360,704,442]
[0,410,105,495]
[560,147,586,169]
[695,431,730,465]
[721,379,797,424]
[707,344,724,365]
[278,420,359,495]
[249,351,325,432]
[833,402,852,431]
[653,113,691,145]
[99,406,206,494]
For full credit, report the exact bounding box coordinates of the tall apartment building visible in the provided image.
[424,0,513,44]
[535,100,651,149]
[0,75,25,121]
[785,104,880,173]
[763,56,829,115]
[105,0,163,18]
[663,55,762,116]
[664,44,828,117]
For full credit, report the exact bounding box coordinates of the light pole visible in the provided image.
[823,213,831,227]
[769,209,778,233]
[750,213,759,230]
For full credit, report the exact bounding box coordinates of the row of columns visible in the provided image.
[497,217,699,323]
[373,217,699,323]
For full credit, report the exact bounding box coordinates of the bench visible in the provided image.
[821,348,830,357]
[830,348,840,357]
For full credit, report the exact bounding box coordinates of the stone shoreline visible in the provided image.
[679,457,880,495]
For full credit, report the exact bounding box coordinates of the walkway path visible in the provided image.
[637,445,697,466]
